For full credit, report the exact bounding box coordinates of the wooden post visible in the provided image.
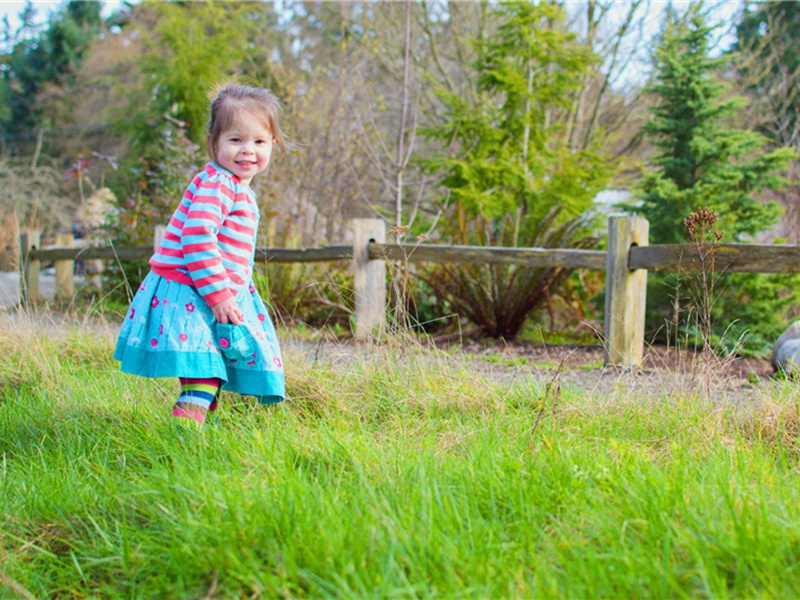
[604,215,649,367]
[54,233,75,299]
[18,230,41,305]
[154,225,167,252]
[353,218,386,339]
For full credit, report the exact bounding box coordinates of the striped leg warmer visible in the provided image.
[172,377,221,425]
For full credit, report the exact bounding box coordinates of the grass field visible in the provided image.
[2,313,800,598]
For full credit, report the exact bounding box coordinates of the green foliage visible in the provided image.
[393,271,455,334]
[421,1,613,338]
[101,116,204,302]
[423,207,598,339]
[714,272,800,356]
[119,2,257,160]
[635,6,799,356]
[426,1,611,226]
[634,6,794,244]
[0,1,103,134]
[647,268,800,358]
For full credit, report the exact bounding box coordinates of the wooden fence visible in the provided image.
[17,216,800,368]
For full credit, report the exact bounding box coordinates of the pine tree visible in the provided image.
[428,1,610,230]
[0,1,103,136]
[636,6,799,356]
[421,1,615,339]
[636,6,793,244]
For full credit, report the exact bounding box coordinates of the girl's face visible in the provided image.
[215,110,274,186]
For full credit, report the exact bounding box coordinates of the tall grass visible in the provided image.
[2,312,800,598]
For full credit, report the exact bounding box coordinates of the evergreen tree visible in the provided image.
[0,1,103,136]
[428,1,610,229]
[636,6,793,244]
[735,1,800,146]
[636,6,798,356]
[421,1,615,339]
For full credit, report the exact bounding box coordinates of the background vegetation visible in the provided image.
[2,0,800,354]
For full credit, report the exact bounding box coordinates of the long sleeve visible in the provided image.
[150,163,259,307]
[181,177,235,306]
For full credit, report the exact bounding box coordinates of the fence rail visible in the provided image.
[24,245,356,263]
[16,216,800,368]
[25,241,800,273]
[368,243,608,269]
[630,244,800,273]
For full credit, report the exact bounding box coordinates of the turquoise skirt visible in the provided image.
[114,271,285,404]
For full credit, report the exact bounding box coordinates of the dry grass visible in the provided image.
[0,158,77,271]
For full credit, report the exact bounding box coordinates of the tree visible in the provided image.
[0,1,103,138]
[428,1,611,227]
[635,5,793,245]
[421,1,616,339]
[734,1,800,243]
[736,1,800,146]
[118,1,257,160]
[636,5,798,356]
[565,0,652,155]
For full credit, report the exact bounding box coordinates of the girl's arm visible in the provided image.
[181,175,236,307]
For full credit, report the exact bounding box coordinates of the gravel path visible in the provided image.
[282,336,782,404]
[0,271,25,308]
[0,291,784,404]
[0,269,75,308]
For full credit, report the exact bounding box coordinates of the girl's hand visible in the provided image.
[211,297,244,325]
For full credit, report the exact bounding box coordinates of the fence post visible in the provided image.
[18,230,41,305]
[352,218,386,339]
[154,225,167,252]
[54,233,75,299]
[604,215,649,367]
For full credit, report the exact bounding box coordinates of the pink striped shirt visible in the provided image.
[150,163,259,306]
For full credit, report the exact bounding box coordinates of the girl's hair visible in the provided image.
[206,83,287,162]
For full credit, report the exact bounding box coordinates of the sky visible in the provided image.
[0,0,745,36]
[0,0,744,42]
[0,0,127,28]
[0,0,745,90]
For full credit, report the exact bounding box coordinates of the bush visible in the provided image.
[0,157,75,271]
[254,261,353,332]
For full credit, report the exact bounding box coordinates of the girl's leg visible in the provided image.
[173,377,221,425]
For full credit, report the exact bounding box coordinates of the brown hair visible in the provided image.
[206,83,287,162]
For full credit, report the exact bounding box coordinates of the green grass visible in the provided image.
[483,354,531,368]
[2,313,800,598]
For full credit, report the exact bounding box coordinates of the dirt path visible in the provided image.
[0,308,782,404]
[447,339,778,403]
[0,271,23,308]
[0,270,66,309]
[285,335,780,404]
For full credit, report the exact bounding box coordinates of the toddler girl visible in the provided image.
[114,83,286,425]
